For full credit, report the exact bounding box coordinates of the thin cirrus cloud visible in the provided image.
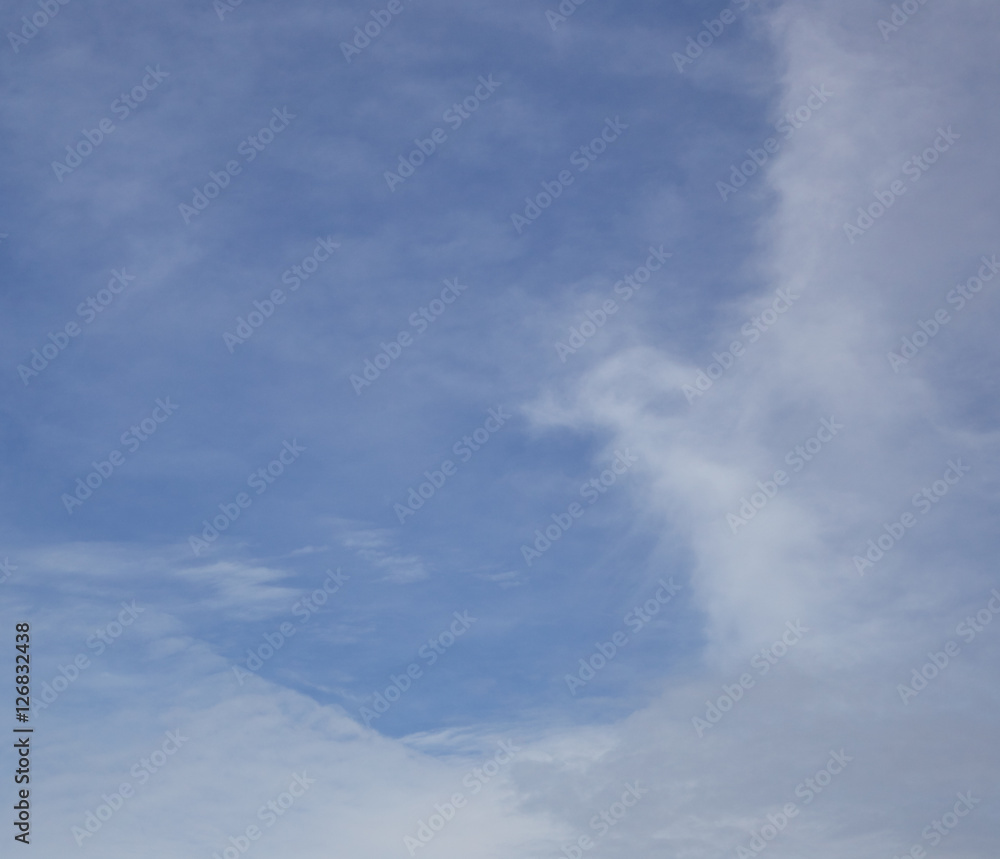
[0,0,998,857]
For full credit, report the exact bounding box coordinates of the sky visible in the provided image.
[1,0,999,856]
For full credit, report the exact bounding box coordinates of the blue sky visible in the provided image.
[2,0,1000,857]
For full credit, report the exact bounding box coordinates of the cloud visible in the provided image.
[331,517,428,582]
[3,0,998,856]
